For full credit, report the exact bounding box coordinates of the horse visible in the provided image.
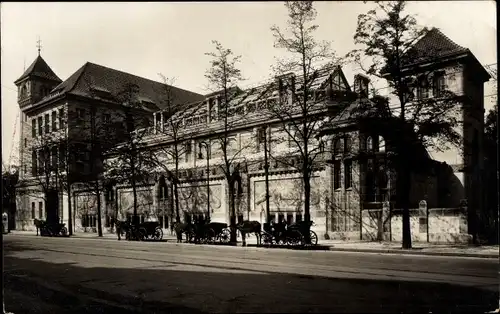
[113,218,130,241]
[33,218,45,236]
[236,220,262,246]
[173,222,195,243]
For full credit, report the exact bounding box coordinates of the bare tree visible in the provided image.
[268,1,339,244]
[104,83,156,226]
[347,1,464,248]
[204,40,246,244]
[151,75,193,224]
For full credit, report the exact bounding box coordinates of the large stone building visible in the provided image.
[14,53,203,231]
[14,28,491,243]
[103,28,490,243]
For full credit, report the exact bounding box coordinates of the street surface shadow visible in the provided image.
[3,250,497,314]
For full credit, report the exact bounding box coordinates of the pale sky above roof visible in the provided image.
[1,1,497,167]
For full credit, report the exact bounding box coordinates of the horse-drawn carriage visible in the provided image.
[175,221,231,244]
[237,220,318,247]
[34,219,68,237]
[115,220,163,241]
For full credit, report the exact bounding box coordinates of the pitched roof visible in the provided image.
[402,28,469,68]
[51,62,204,110]
[14,55,62,84]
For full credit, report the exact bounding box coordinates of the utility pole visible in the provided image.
[201,141,211,222]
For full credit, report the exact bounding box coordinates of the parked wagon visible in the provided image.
[35,219,68,237]
[139,221,163,241]
[186,221,231,244]
[261,220,318,247]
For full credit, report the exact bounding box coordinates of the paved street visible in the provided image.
[3,234,499,313]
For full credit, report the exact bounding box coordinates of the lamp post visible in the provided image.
[263,126,271,224]
[200,141,211,222]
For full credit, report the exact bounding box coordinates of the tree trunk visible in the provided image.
[67,183,73,235]
[174,181,180,222]
[132,175,138,225]
[229,182,237,245]
[96,183,103,237]
[400,166,412,249]
[303,175,312,245]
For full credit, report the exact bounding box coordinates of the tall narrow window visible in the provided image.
[24,138,27,148]
[44,114,49,133]
[185,142,192,162]
[433,71,446,98]
[366,136,373,151]
[51,146,58,170]
[334,161,341,190]
[31,202,36,219]
[257,127,266,150]
[417,76,429,100]
[344,160,352,189]
[58,109,64,129]
[32,119,37,137]
[31,151,37,176]
[59,143,66,170]
[344,136,352,154]
[52,111,57,131]
[38,117,43,136]
[378,136,385,152]
[333,138,342,155]
[38,201,43,219]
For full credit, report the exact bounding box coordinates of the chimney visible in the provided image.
[353,74,370,98]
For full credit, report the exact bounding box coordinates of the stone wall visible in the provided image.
[361,204,471,244]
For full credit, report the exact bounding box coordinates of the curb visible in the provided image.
[325,247,499,259]
[6,232,497,259]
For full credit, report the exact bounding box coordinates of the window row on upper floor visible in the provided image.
[31,108,65,138]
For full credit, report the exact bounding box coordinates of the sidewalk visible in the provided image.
[320,239,499,259]
[6,230,498,259]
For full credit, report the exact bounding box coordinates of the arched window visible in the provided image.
[378,135,385,152]
[366,136,373,151]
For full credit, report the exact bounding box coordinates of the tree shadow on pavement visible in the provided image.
[3,251,497,314]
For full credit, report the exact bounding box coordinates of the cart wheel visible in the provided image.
[205,228,216,244]
[309,230,318,246]
[220,228,231,243]
[153,227,163,241]
[60,227,68,237]
[261,232,273,246]
[287,230,304,247]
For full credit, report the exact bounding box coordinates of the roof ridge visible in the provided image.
[84,61,199,96]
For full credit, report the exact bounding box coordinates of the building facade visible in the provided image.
[14,55,203,232]
[14,28,490,243]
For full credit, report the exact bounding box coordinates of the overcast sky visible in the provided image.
[1,1,496,167]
